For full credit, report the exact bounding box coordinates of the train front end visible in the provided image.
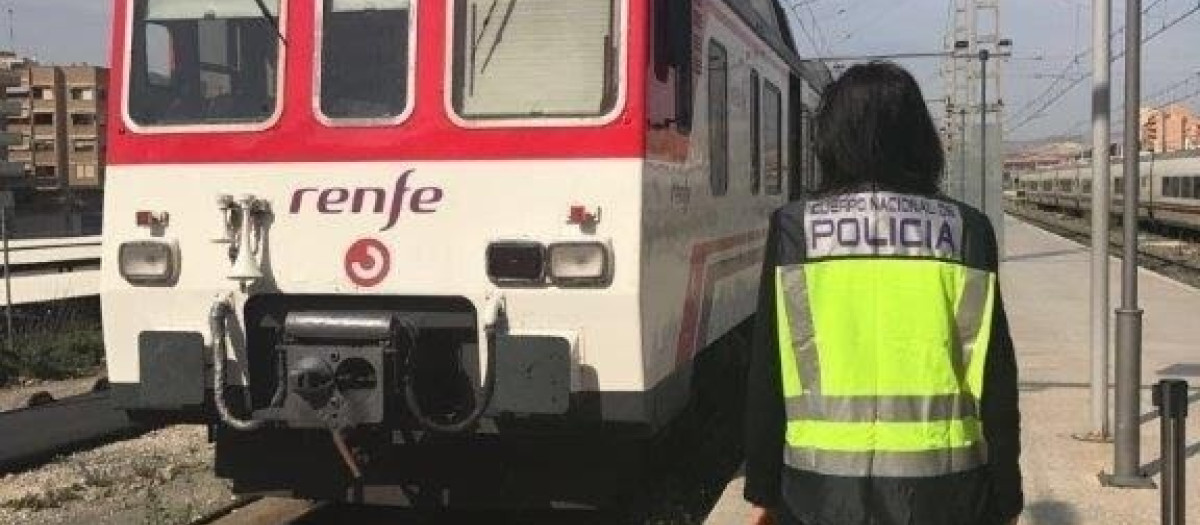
[103,0,652,505]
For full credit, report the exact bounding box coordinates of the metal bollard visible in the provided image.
[1153,379,1189,525]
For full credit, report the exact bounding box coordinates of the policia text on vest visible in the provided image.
[744,192,1023,525]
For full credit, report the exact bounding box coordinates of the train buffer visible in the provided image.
[706,215,1200,524]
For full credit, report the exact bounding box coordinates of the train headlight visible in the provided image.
[486,242,545,285]
[547,242,611,286]
[118,240,179,286]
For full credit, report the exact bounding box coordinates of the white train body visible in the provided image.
[1014,151,1200,230]
[102,0,826,505]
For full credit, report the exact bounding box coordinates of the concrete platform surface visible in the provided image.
[705,216,1200,524]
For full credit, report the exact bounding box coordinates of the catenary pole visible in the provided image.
[1088,0,1112,442]
[1104,0,1151,488]
[979,49,990,214]
[960,109,968,200]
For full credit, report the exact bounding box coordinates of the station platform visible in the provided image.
[706,215,1200,524]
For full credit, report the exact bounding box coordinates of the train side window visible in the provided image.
[1083,180,1092,194]
[1193,176,1200,199]
[1165,176,1177,198]
[785,82,804,200]
[653,0,693,132]
[450,0,621,121]
[318,0,414,122]
[803,104,817,191]
[1184,176,1196,199]
[750,69,761,195]
[708,40,729,197]
[763,80,782,195]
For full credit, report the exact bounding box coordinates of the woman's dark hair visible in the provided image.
[814,62,945,196]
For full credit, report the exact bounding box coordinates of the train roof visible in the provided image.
[1013,149,1200,175]
[727,0,834,91]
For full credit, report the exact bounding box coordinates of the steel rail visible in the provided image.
[0,390,146,471]
[1005,204,1200,285]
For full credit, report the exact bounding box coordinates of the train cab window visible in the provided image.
[127,0,283,127]
[450,0,620,121]
[318,0,413,122]
[708,40,729,196]
[750,70,761,195]
[763,81,783,195]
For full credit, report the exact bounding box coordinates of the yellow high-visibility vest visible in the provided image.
[776,193,997,478]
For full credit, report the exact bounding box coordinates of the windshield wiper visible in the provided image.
[251,0,286,44]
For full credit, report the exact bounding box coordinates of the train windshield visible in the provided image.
[127,0,282,127]
[450,0,620,120]
[319,0,413,121]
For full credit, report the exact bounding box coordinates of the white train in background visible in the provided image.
[1013,150,1200,231]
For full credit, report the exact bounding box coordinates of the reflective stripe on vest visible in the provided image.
[775,259,997,478]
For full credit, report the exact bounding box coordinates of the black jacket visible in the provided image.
[743,194,1023,525]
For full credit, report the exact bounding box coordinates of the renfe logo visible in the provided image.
[345,238,391,287]
[289,170,444,231]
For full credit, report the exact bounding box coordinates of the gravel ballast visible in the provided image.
[0,425,235,525]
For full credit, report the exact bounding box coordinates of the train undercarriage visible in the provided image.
[119,293,750,509]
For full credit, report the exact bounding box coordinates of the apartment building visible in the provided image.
[1140,104,1200,154]
[0,51,107,236]
[61,65,108,189]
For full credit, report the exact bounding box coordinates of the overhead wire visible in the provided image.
[1050,70,1200,139]
[1005,0,1172,128]
[805,1,832,56]
[839,0,914,42]
[787,1,826,57]
[1006,0,1200,136]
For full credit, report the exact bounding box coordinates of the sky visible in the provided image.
[783,0,1200,142]
[8,0,1200,142]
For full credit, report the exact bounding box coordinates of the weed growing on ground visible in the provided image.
[0,298,103,383]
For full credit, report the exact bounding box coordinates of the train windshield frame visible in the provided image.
[125,0,285,130]
[448,0,625,125]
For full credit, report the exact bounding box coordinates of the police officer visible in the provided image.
[744,62,1023,525]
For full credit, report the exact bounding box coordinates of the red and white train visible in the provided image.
[102,0,828,506]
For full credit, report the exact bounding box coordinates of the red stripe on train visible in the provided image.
[674,229,767,364]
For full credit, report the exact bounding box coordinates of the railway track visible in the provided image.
[1007,203,1200,288]
[0,386,148,472]
[195,497,629,525]
[189,337,751,525]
